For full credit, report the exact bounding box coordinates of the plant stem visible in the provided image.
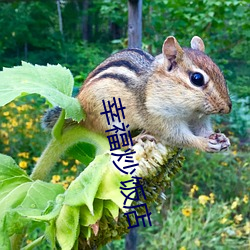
[30,126,109,181]
[10,232,25,250]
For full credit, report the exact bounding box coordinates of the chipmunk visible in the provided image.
[43,36,232,153]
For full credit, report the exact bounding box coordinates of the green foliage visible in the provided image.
[0,1,249,249]
[61,42,110,86]
[135,136,250,249]
[138,197,249,249]
[0,62,129,249]
[0,62,183,249]
[142,0,250,99]
[0,154,64,249]
[0,0,249,100]
[0,62,84,121]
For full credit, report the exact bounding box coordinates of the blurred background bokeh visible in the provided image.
[0,1,249,249]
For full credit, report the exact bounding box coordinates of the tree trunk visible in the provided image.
[56,0,63,36]
[126,1,142,247]
[24,42,28,61]
[128,0,142,49]
[125,227,137,250]
[82,0,89,41]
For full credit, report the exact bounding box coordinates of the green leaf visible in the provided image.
[103,200,119,219]
[21,235,45,250]
[80,226,92,240]
[45,220,56,249]
[0,154,30,181]
[96,158,132,210]
[66,142,96,165]
[52,109,65,139]
[64,153,110,213]
[0,62,85,122]
[20,181,64,213]
[0,154,65,244]
[80,199,103,227]
[0,182,33,218]
[0,231,10,250]
[27,198,63,222]
[0,181,64,238]
[0,176,31,201]
[3,210,31,237]
[56,205,80,250]
[64,151,133,214]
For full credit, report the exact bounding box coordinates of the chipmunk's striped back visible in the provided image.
[43,36,232,153]
[83,48,155,88]
[77,48,155,134]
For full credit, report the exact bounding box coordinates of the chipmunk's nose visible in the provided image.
[219,101,232,114]
[228,101,232,112]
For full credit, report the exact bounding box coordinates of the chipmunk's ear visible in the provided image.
[162,36,184,63]
[191,36,205,52]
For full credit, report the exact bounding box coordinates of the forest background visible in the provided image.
[0,0,249,249]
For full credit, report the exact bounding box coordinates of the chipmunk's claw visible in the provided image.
[133,132,156,145]
[207,133,230,152]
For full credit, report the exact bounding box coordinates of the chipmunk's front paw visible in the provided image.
[207,133,230,152]
[133,132,156,145]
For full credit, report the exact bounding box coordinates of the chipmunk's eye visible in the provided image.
[190,72,204,87]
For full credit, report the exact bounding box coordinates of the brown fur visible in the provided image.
[77,36,231,152]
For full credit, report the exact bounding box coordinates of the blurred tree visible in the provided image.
[0,0,248,96]
[128,0,142,48]
[57,0,64,36]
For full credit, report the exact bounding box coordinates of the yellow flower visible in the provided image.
[223,205,228,210]
[63,182,69,189]
[194,238,201,247]
[231,198,240,209]
[236,229,242,237]
[182,207,192,217]
[221,162,228,167]
[235,157,242,163]
[51,175,61,183]
[70,165,77,172]
[32,157,39,162]
[0,130,8,138]
[220,217,228,224]
[26,121,33,129]
[234,214,243,224]
[19,161,28,169]
[232,150,237,156]
[243,195,248,204]
[209,193,215,204]
[221,232,227,238]
[18,152,30,159]
[17,105,30,112]
[9,102,16,108]
[66,176,75,182]
[179,247,186,250]
[62,160,69,166]
[3,111,9,116]
[244,221,250,234]
[198,195,210,206]
[4,147,10,152]
[3,138,9,145]
[75,159,81,165]
[189,184,199,197]
[11,119,18,127]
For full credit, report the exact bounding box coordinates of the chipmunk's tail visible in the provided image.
[41,106,62,130]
